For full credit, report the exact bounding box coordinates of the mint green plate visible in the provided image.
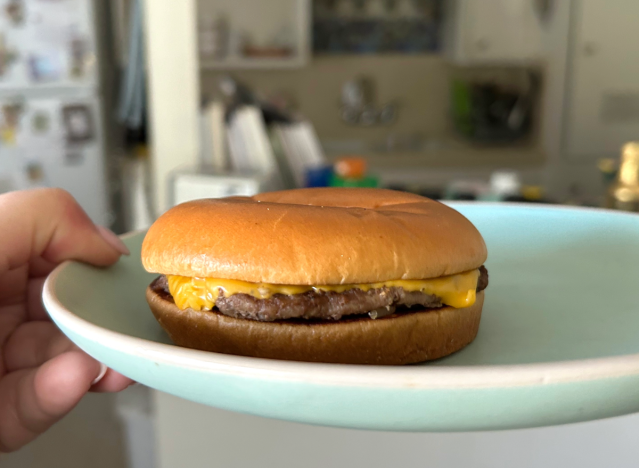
[43,204,639,431]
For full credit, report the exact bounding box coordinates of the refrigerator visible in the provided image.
[0,0,111,226]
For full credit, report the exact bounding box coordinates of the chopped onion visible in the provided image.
[368,305,395,320]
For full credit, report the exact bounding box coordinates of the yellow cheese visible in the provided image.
[167,269,480,312]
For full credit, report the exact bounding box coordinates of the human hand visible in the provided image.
[0,188,134,452]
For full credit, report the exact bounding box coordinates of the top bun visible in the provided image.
[141,188,487,285]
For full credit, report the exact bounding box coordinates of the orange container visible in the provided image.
[334,157,367,179]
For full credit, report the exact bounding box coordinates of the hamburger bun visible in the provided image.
[142,188,487,284]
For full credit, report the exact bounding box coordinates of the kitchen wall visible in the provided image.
[201,55,541,153]
[203,55,450,144]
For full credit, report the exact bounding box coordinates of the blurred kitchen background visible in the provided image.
[4,0,639,467]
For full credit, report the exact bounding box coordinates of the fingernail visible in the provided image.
[97,226,130,256]
[92,363,108,385]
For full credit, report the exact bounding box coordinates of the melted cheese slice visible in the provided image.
[167,269,480,311]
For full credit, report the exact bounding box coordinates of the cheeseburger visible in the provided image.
[142,188,488,365]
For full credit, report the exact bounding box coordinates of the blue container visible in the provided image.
[305,166,333,188]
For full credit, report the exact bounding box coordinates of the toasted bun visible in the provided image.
[147,287,484,365]
[142,188,487,284]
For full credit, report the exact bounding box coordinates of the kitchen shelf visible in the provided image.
[361,147,545,169]
[200,56,307,70]
[325,139,546,187]
[197,0,310,71]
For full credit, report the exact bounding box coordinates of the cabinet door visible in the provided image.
[463,0,541,63]
[565,0,639,159]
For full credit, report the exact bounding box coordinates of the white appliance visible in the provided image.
[0,0,110,225]
[170,165,281,207]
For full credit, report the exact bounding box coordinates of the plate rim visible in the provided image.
[43,204,639,390]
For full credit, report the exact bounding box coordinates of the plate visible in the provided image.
[43,203,639,432]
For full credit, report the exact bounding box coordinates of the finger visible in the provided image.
[3,322,75,372]
[90,369,135,393]
[0,188,129,276]
[0,266,27,309]
[3,322,134,387]
[0,350,101,452]
[3,321,135,391]
[28,257,58,279]
[26,277,48,321]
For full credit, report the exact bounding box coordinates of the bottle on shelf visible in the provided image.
[607,142,639,212]
[199,13,229,61]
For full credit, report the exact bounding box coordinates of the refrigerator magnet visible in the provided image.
[0,34,18,78]
[25,161,48,188]
[0,102,23,146]
[28,54,62,82]
[5,0,25,26]
[31,111,51,134]
[61,104,94,144]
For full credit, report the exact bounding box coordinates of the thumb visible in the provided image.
[0,188,129,274]
[0,350,102,452]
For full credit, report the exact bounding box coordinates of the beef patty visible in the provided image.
[151,266,489,322]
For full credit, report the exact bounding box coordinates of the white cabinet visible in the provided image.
[443,0,543,65]
[564,0,639,159]
[197,0,311,70]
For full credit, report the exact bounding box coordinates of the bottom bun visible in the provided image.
[146,288,484,365]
